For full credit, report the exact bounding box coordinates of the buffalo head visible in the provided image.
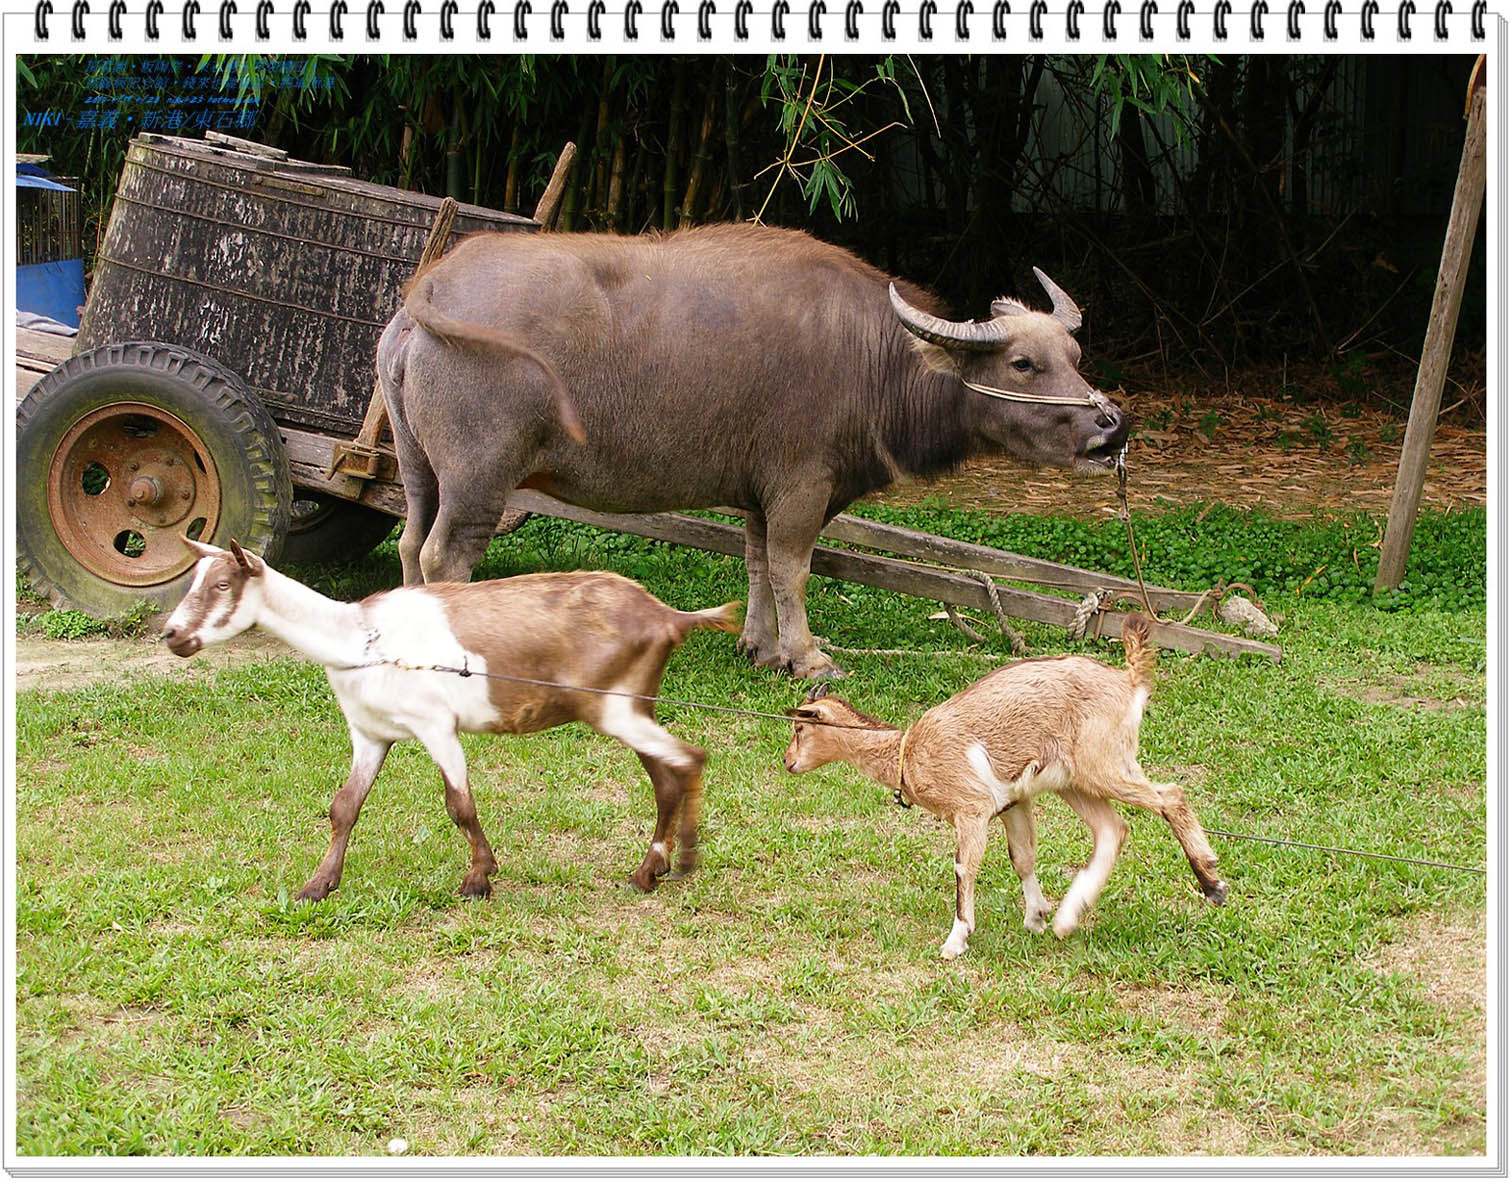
[890,269,1129,473]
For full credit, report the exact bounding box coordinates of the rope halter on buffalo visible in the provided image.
[961,379,1122,427]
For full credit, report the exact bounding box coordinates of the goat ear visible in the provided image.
[182,538,221,559]
[227,538,265,576]
[786,706,821,721]
[804,681,831,703]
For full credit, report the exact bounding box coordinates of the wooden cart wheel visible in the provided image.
[18,342,292,617]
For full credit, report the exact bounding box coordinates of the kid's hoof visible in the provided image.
[296,881,334,903]
[626,874,660,894]
[1204,880,1229,906]
[459,877,493,900]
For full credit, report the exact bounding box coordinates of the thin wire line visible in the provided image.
[1205,829,1484,876]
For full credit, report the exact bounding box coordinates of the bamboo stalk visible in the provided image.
[606,133,629,233]
[503,122,521,212]
[662,62,690,230]
[679,83,719,229]
[724,64,745,220]
[593,59,615,226]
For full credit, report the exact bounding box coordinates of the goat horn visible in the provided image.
[1032,267,1083,332]
[805,681,831,703]
[228,538,255,572]
[889,283,1009,353]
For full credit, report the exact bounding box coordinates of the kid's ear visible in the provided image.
[786,706,822,721]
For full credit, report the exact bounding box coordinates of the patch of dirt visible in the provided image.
[1327,663,1486,713]
[871,388,1486,521]
[1371,909,1486,1017]
[13,629,289,695]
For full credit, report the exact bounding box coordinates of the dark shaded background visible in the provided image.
[19,53,1485,412]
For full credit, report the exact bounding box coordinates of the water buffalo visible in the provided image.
[377,224,1129,679]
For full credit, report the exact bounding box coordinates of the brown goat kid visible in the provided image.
[162,540,739,899]
[784,616,1227,958]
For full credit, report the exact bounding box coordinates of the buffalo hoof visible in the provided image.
[784,653,846,681]
[738,637,783,669]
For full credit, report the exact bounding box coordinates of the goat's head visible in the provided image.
[783,688,888,774]
[161,539,267,656]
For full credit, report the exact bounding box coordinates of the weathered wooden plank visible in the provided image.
[15,326,74,404]
[502,490,1279,662]
[282,430,1280,662]
[815,512,1201,612]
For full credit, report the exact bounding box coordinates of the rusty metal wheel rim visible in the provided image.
[45,402,222,588]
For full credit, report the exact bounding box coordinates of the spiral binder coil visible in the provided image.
[31,0,1490,43]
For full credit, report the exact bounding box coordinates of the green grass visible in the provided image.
[14,505,1486,1156]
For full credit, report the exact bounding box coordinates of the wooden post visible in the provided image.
[1376,57,1487,591]
[532,141,578,230]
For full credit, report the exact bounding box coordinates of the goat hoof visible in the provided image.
[295,881,334,902]
[1024,912,1050,934]
[1204,880,1229,906]
[459,878,493,900]
[625,874,660,894]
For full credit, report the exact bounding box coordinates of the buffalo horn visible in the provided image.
[888,283,1009,352]
[1032,266,1083,332]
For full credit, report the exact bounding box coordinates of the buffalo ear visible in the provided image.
[990,296,1030,319]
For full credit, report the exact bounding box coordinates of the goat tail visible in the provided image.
[677,601,744,637]
[402,275,587,445]
[1121,612,1158,692]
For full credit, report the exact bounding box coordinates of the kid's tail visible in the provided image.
[677,602,744,637]
[1121,613,1158,692]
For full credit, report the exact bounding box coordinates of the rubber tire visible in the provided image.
[17,341,293,617]
[281,492,398,567]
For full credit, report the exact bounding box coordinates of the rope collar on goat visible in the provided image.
[961,379,1120,426]
[894,729,914,809]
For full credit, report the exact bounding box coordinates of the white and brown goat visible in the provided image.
[784,615,1227,958]
[162,540,739,899]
